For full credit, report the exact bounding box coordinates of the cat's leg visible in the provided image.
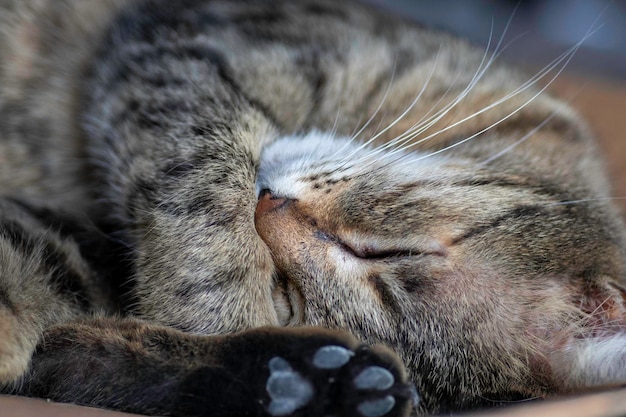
[18,317,413,417]
[85,109,280,333]
[82,22,285,333]
[0,197,117,387]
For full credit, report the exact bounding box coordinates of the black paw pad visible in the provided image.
[265,344,410,417]
[358,395,396,417]
[266,357,314,416]
[312,345,354,369]
[354,366,395,390]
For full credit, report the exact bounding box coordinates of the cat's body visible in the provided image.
[1,0,625,416]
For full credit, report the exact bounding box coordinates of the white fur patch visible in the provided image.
[256,131,448,200]
[551,334,626,390]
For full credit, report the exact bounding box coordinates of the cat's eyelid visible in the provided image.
[341,241,418,261]
[351,245,415,260]
[340,237,449,261]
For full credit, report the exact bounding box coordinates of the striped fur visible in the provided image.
[1,0,625,416]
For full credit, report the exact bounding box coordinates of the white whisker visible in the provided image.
[329,100,343,139]
[479,75,593,166]
[543,197,626,207]
[387,25,601,168]
[361,10,526,158]
[477,111,557,166]
[337,47,443,165]
[345,14,603,180]
[348,16,524,172]
[345,56,399,144]
[363,20,498,153]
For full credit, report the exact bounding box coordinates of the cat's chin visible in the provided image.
[271,271,305,326]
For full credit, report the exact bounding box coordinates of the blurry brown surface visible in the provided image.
[550,76,626,212]
[457,387,626,417]
[1,388,626,417]
[0,395,142,417]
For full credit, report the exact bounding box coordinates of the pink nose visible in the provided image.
[255,190,288,221]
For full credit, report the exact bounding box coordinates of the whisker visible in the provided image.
[358,19,500,158]
[337,47,443,165]
[358,58,464,162]
[477,76,594,166]
[370,13,603,174]
[362,9,532,157]
[542,197,626,207]
[371,18,530,156]
[329,98,343,139]
[348,16,531,173]
[385,25,601,170]
[345,56,399,144]
[477,111,558,166]
[333,54,401,162]
[340,22,504,168]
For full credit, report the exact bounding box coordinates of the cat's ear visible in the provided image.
[580,280,626,330]
[549,278,626,392]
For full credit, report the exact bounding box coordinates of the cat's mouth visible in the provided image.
[271,271,305,326]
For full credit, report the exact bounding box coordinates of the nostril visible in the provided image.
[255,190,289,220]
[258,188,272,199]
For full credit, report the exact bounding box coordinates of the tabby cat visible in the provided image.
[0,0,625,416]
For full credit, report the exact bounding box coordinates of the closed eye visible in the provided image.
[349,246,418,260]
[314,230,414,260]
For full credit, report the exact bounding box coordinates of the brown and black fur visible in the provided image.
[1,0,625,416]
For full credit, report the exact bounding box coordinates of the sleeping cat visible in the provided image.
[1,0,625,416]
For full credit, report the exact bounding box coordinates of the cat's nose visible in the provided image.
[255,189,289,221]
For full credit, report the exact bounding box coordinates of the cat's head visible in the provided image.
[254,122,626,410]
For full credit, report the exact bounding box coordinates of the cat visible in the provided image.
[1,0,625,416]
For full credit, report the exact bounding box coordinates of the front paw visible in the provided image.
[20,320,414,417]
[264,343,412,417]
[180,327,415,417]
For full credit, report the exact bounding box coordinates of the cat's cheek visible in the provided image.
[254,196,373,324]
[431,259,626,396]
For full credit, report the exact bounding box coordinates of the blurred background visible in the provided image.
[368,0,626,82]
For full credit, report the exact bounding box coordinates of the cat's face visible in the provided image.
[254,131,626,409]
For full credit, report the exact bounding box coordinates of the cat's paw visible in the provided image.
[22,321,414,417]
[169,327,415,417]
[264,343,412,417]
